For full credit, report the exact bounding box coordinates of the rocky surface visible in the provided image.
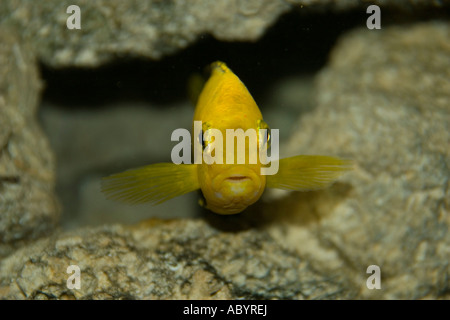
[0,30,59,258]
[0,0,443,67]
[0,1,449,300]
[0,219,355,299]
[0,0,291,67]
[271,22,450,299]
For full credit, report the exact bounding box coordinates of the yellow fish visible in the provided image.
[101,61,352,215]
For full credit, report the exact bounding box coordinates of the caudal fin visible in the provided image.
[101,163,199,205]
[266,155,353,191]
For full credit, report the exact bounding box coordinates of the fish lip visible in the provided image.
[211,166,261,193]
[207,167,264,213]
[226,175,250,182]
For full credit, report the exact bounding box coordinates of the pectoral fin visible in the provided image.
[101,163,199,205]
[266,155,353,191]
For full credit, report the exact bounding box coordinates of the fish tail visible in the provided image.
[266,155,353,191]
[101,163,200,205]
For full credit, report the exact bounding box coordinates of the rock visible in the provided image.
[0,0,291,67]
[1,0,449,300]
[266,21,450,299]
[0,30,59,258]
[0,219,356,299]
[0,0,444,68]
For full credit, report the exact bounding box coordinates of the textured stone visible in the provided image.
[0,30,59,258]
[266,21,450,299]
[1,0,449,301]
[0,219,355,299]
[0,0,291,67]
[0,0,444,68]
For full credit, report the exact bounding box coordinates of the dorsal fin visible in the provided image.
[187,61,229,106]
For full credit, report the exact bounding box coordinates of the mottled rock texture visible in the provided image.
[0,0,448,300]
[2,21,448,299]
[0,0,442,67]
[0,30,59,258]
[272,22,450,299]
[0,0,291,67]
[0,220,355,299]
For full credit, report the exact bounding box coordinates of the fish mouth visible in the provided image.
[226,175,250,182]
[211,168,262,200]
[212,167,260,191]
[205,166,265,214]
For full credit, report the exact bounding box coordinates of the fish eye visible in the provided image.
[201,122,212,150]
[198,130,206,150]
[262,128,271,148]
[257,119,271,148]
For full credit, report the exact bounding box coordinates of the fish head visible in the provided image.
[198,163,266,214]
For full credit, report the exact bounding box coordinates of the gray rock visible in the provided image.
[268,21,450,299]
[0,30,59,258]
[0,0,443,67]
[0,219,355,299]
[1,0,449,300]
[0,0,291,67]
